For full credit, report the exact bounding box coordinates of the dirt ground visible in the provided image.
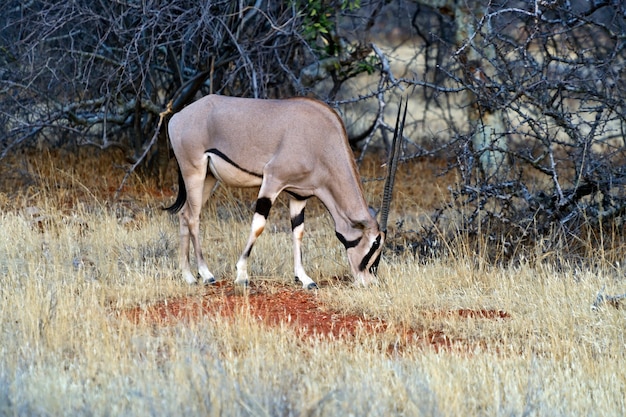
[122,280,510,354]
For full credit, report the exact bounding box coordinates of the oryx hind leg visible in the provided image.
[290,198,317,290]
[177,211,196,284]
[180,167,216,285]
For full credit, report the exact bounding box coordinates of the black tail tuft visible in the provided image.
[163,168,186,214]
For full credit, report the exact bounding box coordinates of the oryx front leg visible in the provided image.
[290,198,317,290]
[235,196,273,286]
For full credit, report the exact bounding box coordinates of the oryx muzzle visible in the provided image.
[165,95,384,288]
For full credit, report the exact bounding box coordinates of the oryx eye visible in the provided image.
[371,235,381,250]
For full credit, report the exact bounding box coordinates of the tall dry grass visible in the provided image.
[0,151,625,416]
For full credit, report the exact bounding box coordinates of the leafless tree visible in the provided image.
[404,0,626,262]
[0,0,381,180]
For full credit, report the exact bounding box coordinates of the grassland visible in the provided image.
[0,150,625,416]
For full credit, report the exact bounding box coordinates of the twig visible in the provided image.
[371,43,398,86]
[357,44,399,163]
[591,285,626,311]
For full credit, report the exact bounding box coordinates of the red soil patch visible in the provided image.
[122,281,509,354]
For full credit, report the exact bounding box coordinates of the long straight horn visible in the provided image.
[379,97,407,234]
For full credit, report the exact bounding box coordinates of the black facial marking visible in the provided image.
[336,231,361,249]
[291,208,305,230]
[369,253,382,275]
[255,197,272,219]
[358,234,381,272]
[206,148,263,178]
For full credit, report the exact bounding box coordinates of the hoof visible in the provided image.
[202,277,217,285]
[306,282,319,290]
[296,276,318,290]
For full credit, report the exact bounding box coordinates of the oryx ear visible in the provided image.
[368,206,379,218]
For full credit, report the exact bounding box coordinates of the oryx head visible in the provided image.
[336,98,406,286]
[341,224,384,286]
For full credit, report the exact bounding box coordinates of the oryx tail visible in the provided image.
[165,169,186,214]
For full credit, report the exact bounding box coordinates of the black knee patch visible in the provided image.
[255,197,272,219]
[291,208,305,230]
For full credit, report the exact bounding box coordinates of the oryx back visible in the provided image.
[169,95,352,191]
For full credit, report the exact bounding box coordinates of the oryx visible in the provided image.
[165,94,392,289]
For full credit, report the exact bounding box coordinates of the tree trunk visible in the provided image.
[454,2,507,177]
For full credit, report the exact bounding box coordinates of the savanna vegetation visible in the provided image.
[1,0,625,415]
[1,150,625,415]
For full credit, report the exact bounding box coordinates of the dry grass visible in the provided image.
[0,150,625,416]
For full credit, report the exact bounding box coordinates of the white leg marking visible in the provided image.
[235,258,249,286]
[198,264,215,285]
[290,199,316,289]
[182,270,197,285]
[234,212,267,286]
